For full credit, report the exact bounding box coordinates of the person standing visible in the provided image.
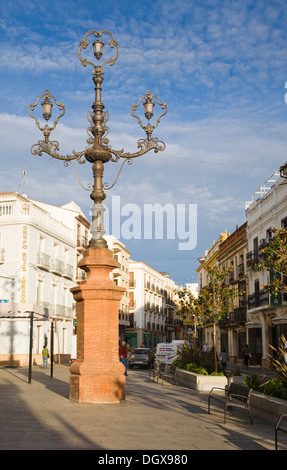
[202,343,209,353]
[242,344,251,369]
[42,345,49,369]
[119,341,128,376]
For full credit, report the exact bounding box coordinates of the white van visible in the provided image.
[155,340,185,364]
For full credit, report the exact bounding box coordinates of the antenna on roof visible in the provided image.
[18,170,28,197]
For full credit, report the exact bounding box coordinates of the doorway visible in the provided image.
[248,328,262,365]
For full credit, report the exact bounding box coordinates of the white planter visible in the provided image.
[176,368,228,391]
[250,391,287,423]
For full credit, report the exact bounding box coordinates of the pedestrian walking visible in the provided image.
[119,341,128,376]
[42,345,49,369]
[220,349,228,368]
[242,344,251,369]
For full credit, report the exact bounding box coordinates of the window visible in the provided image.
[266,228,273,242]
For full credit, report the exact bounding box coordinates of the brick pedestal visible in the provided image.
[69,246,125,403]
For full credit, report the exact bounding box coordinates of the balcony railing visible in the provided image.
[77,236,88,250]
[51,304,74,318]
[63,263,73,279]
[0,248,5,264]
[237,263,245,276]
[37,252,50,270]
[247,250,259,267]
[51,259,64,275]
[218,307,247,326]
[248,290,269,309]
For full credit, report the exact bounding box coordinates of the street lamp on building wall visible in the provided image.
[29,30,167,248]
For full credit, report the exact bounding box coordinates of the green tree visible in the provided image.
[176,288,201,347]
[253,227,287,296]
[198,266,236,372]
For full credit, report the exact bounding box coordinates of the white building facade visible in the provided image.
[0,193,89,366]
[105,235,131,342]
[246,173,287,367]
[128,261,179,348]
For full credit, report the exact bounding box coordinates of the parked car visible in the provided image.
[128,348,154,369]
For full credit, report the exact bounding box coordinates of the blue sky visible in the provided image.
[0,0,287,285]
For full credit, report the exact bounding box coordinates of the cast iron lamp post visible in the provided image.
[28,30,167,403]
[29,30,167,249]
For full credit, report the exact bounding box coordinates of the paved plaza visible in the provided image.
[0,363,286,451]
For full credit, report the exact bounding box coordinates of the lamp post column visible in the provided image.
[29,29,167,404]
[69,246,125,403]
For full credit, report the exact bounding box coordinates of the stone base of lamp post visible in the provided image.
[69,246,126,403]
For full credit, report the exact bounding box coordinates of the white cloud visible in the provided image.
[1,0,287,283]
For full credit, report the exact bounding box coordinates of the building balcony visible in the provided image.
[144,282,164,295]
[51,259,64,275]
[248,290,269,310]
[37,252,51,271]
[246,250,258,268]
[0,248,5,264]
[77,236,88,251]
[51,304,74,318]
[237,263,245,277]
[219,308,247,326]
[63,263,73,279]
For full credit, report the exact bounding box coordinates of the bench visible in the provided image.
[161,364,178,387]
[149,362,178,386]
[149,361,166,383]
[275,413,287,450]
[208,382,253,424]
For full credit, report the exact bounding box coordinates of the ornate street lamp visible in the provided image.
[28,30,167,404]
[29,30,167,249]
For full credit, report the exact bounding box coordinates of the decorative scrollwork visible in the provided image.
[110,137,166,162]
[86,110,110,147]
[28,30,167,239]
[66,161,93,191]
[30,139,87,164]
[103,159,133,191]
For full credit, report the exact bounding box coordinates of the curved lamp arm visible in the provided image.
[110,138,166,163]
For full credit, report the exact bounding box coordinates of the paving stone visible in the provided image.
[0,364,286,451]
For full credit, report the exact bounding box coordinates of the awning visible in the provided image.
[0,302,47,320]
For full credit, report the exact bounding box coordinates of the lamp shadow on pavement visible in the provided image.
[0,368,105,450]
[11,364,70,398]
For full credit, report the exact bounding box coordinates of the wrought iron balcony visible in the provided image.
[248,290,269,309]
